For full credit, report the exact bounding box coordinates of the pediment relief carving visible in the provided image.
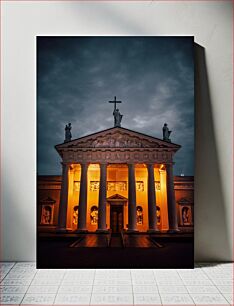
[65,132,167,149]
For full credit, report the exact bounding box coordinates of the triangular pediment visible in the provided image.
[107,194,128,201]
[55,127,180,151]
[178,198,193,205]
[39,197,56,204]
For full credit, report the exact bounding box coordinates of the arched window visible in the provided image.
[156,205,161,225]
[72,205,79,225]
[136,206,143,225]
[90,205,98,224]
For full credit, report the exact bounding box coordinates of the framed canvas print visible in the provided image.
[37,36,194,268]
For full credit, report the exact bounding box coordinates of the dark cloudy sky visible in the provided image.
[37,36,194,176]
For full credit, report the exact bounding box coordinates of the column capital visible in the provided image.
[146,163,155,168]
[99,162,108,166]
[61,161,71,167]
[165,162,175,167]
[79,162,89,168]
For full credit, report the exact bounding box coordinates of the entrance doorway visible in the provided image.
[110,205,123,233]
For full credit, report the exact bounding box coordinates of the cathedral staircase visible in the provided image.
[109,233,125,248]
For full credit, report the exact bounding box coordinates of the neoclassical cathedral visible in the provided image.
[37,101,194,234]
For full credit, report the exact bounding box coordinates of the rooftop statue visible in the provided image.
[109,96,123,127]
[64,123,72,142]
[113,108,123,127]
[163,123,172,142]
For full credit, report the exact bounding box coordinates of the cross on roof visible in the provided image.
[109,96,122,111]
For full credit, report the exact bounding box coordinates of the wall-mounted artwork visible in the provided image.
[37,36,194,268]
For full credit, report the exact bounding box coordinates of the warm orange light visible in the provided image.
[89,163,100,170]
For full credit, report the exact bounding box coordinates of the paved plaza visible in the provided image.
[0,262,232,305]
[37,234,194,269]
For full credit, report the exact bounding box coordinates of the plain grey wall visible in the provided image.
[1,1,232,261]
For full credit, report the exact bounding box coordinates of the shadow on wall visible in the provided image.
[194,44,231,262]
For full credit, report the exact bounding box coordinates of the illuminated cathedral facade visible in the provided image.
[37,126,194,234]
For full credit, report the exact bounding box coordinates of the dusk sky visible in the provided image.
[37,36,194,176]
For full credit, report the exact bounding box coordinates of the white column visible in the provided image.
[128,163,137,231]
[166,163,179,232]
[147,163,160,232]
[57,163,70,232]
[97,163,107,232]
[77,163,88,231]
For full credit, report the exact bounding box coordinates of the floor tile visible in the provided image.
[91,294,133,305]
[222,293,233,304]
[0,262,233,306]
[181,279,213,286]
[14,262,36,269]
[95,275,131,279]
[4,273,35,280]
[156,279,184,285]
[216,285,233,293]
[96,270,130,275]
[186,285,219,293]
[62,278,93,285]
[66,268,95,273]
[160,294,194,305]
[0,262,15,268]
[54,294,90,305]
[158,285,188,294]
[22,293,56,305]
[132,279,156,285]
[0,294,24,304]
[133,294,161,305]
[31,278,62,286]
[58,285,92,294]
[92,285,132,294]
[63,274,93,280]
[93,279,132,285]
[211,279,233,285]
[0,279,32,286]
[0,285,28,293]
[0,272,10,280]
[132,285,158,293]
[180,274,209,280]
[190,293,229,305]
[27,285,59,294]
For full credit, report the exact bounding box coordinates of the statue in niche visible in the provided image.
[156,206,161,224]
[113,108,123,127]
[182,206,191,225]
[163,123,172,142]
[64,123,72,142]
[72,206,79,225]
[136,206,143,225]
[41,205,52,224]
[90,206,98,224]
